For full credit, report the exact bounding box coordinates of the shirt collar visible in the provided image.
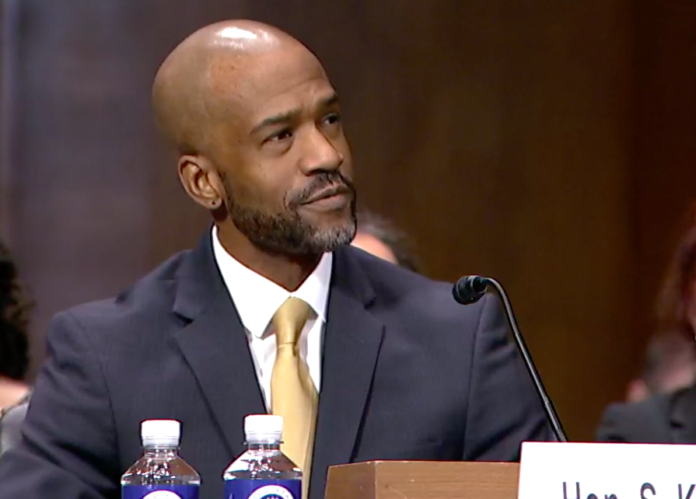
[211,226,333,338]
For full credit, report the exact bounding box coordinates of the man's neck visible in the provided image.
[216,224,322,291]
[0,377,28,410]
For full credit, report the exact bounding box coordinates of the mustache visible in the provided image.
[288,172,356,207]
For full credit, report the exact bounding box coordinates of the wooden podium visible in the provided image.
[324,461,520,499]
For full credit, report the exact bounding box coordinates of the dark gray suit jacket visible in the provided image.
[596,384,696,443]
[0,234,552,499]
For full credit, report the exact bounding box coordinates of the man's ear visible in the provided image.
[178,155,224,210]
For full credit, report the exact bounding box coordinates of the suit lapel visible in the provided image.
[168,235,385,491]
[311,247,385,496]
[670,385,696,443]
[171,232,266,460]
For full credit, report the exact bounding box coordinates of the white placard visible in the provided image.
[518,442,696,499]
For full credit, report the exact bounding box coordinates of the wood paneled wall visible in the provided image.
[632,1,696,343]
[1,0,695,440]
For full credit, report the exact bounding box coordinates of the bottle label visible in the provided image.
[225,479,301,499]
[121,485,199,499]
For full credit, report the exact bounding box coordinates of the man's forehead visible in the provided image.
[213,60,333,118]
[247,79,337,127]
[208,47,326,96]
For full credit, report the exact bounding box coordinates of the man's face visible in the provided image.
[206,48,356,256]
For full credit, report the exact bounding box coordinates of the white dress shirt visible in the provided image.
[212,227,332,410]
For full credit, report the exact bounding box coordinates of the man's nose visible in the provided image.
[297,126,344,174]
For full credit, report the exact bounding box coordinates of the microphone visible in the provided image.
[453,275,568,442]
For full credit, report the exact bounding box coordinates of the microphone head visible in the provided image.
[452,275,489,304]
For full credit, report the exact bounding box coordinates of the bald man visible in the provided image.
[0,21,552,499]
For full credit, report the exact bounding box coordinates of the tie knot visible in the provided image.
[272,297,312,346]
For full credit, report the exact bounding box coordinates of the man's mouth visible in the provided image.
[301,185,352,205]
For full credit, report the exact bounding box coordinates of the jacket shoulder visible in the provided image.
[596,392,673,443]
[54,250,193,343]
[345,246,488,328]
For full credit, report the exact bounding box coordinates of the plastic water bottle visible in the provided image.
[223,414,302,499]
[121,419,201,499]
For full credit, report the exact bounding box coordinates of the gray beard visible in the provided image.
[225,193,357,257]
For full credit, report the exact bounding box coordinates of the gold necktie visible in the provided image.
[270,297,317,498]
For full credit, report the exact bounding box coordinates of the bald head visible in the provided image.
[152,20,315,154]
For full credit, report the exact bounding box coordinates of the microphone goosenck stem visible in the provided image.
[452,275,568,443]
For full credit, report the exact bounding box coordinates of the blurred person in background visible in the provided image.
[624,332,696,403]
[597,202,696,442]
[0,241,31,411]
[351,210,420,272]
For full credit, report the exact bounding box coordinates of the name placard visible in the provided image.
[518,442,696,499]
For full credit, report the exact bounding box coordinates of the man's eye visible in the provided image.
[324,113,341,125]
[267,129,293,142]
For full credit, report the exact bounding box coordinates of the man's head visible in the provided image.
[351,211,420,272]
[0,240,30,382]
[625,332,696,403]
[152,20,356,258]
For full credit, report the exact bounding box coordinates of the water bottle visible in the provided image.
[223,414,302,499]
[121,419,201,499]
